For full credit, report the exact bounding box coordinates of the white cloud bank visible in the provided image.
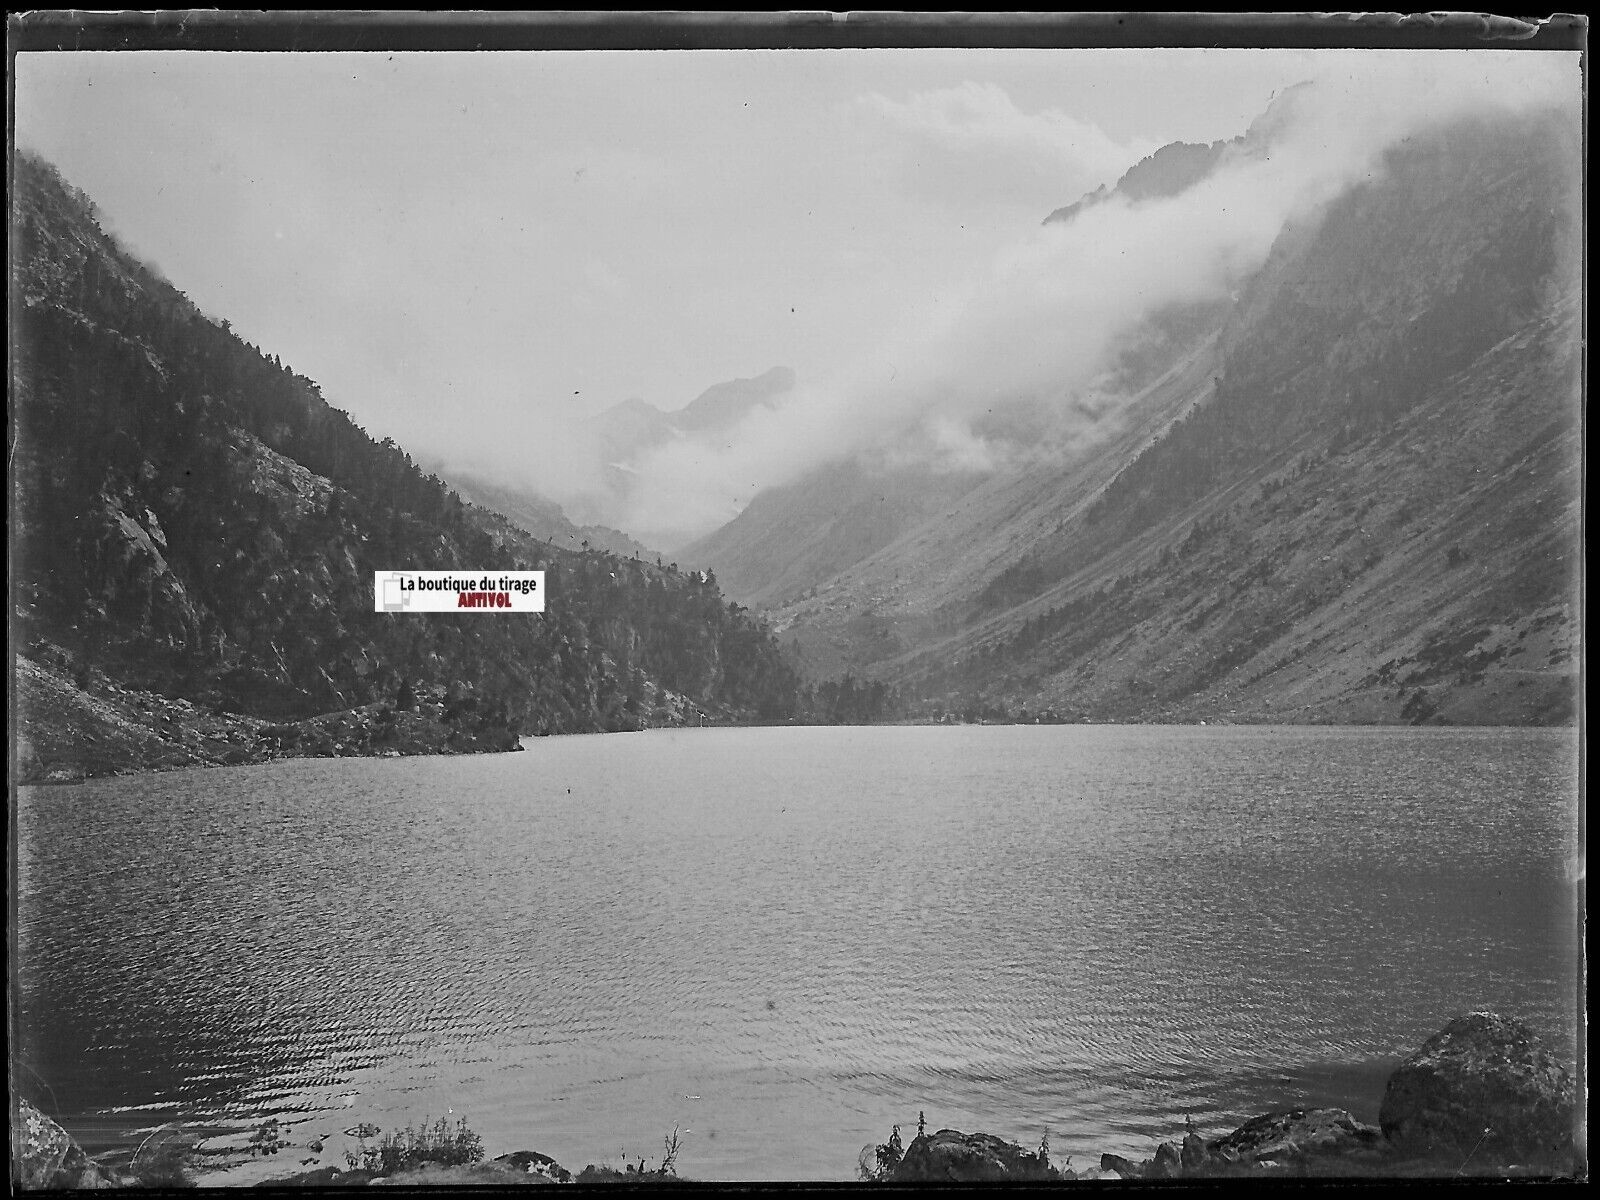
[594,57,1576,549]
[861,80,1160,213]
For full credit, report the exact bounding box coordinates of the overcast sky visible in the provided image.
[13,46,1581,543]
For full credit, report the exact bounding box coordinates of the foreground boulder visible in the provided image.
[369,1161,562,1186]
[889,1129,1061,1182]
[260,1151,573,1188]
[15,1099,122,1189]
[1108,1106,1454,1180]
[1205,1108,1387,1174]
[495,1150,574,1183]
[1379,1011,1578,1170]
[1145,1139,1184,1178]
[1108,1013,1580,1179]
[1099,1152,1142,1179]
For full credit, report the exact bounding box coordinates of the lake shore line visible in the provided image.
[17,1014,1582,1187]
[18,651,1576,788]
[15,654,518,784]
[16,653,750,786]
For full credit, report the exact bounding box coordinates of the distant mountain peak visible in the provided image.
[1043,82,1317,228]
[595,366,795,431]
[673,365,795,431]
[1242,79,1317,144]
[578,365,798,546]
[1044,138,1235,226]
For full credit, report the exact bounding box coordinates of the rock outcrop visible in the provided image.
[1379,1011,1579,1171]
[888,1129,1061,1182]
[1207,1107,1386,1169]
[367,1161,562,1186]
[494,1150,574,1184]
[1091,1013,1580,1181]
[15,1099,122,1189]
[15,652,528,784]
[257,1149,575,1187]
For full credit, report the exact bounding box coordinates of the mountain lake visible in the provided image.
[15,724,1582,1182]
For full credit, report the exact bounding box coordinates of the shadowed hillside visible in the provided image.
[11,152,801,765]
[700,106,1582,725]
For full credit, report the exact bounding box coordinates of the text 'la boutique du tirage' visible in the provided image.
[374,571,545,613]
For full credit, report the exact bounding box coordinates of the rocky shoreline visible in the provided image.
[15,652,739,786]
[871,1013,1582,1183]
[15,1013,1582,1187]
[14,654,519,785]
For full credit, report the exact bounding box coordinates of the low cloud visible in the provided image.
[536,59,1578,550]
[861,81,1157,210]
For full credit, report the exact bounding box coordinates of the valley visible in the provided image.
[688,107,1582,727]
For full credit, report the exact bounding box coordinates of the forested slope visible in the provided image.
[11,152,800,759]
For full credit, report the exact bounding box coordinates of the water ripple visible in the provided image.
[15,725,1580,1180]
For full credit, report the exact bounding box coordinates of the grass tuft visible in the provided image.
[344,1114,484,1176]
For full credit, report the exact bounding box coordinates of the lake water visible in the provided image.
[15,725,1581,1182]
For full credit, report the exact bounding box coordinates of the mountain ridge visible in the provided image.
[1041,82,1313,228]
[692,104,1582,725]
[427,464,660,562]
[591,365,795,462]
[11,150,804,776]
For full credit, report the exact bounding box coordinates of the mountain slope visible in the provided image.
[904,295,1581,725]
[434,466,659,561]
[718,105,1582,724]
[1043,137,1230,226]
[690,107,1256,611]
[11,152,801,756]
[764,332,1224,680]
[673,365,797,433]
[680,456,989,610]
